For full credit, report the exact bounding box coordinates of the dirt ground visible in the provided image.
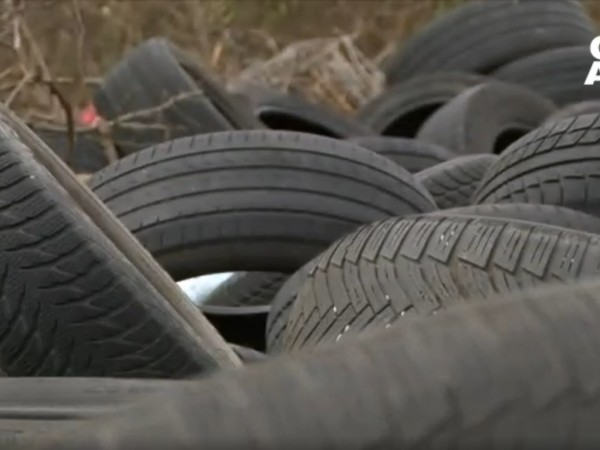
[1,0,599,122]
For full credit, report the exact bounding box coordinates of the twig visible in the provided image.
[34,75,75,163]
[71,0,86,103]
[4,70,31,106]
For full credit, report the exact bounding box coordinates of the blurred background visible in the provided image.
[2,0,599,123]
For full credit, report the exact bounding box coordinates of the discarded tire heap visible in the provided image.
[7,0,600,448]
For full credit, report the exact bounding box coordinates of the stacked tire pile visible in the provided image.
[4,0,600,448]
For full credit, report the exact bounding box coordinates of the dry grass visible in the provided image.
[0,0,598,123]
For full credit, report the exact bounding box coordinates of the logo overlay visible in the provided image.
[585,37,600,86]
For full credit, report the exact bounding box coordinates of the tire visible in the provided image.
[495,46,599,106]
[473,114,600,216]
[356,73,485,137]
[90,130,437,280]
[202,272,288,307]
[416,82,555,156]
[0,377,171,420]
[545,101,600,123]
[232,84,370,138]
[350,136,455,173]
[30,126,108,173]
[284,213,600,350]
[269,201,600,353]
[265,262,314,354]
[381,0,595,84]
[437,203,600,235]
[94,38,262,155]
[29,280,600,449]
[415,154,498,209]
[0,105,237,376]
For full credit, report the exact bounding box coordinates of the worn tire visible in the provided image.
[473,114,600,216]
[284,213,600,350]
[381,0,595,84]
[232,84,370,138]
[94,38,261,155]
[545,101,600,123]
[416,154,498,209]
[91,130,436,280]
[438,203,600,235]
[356,73,484,137]
[269,202,600,351]
[30,279,600,449]
[350,136,455,173]
[202,272,288,307]
[416,82,555,155]
[0,107,237,377]
[495,46,599,106]
[265,262,314,354]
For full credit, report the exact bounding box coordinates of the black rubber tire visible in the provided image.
[494,46,600,106]
[90,130,437,280]
[94,38,261,155]
[265,262,314,354]
[202,272,288,307]
[473,114,600,216]
[30,126,108,173]
[268,201,600,353]
[284,212,600,350]
[415,154,498,209]
[436,203,600,235]
[356,72,485,137]
[0,107,237,376]
[30,280,600,449]
[350,136,455,173]
[0,377,171,420]
[232,84,371,138]
[381,0,595,84]
[545,101,600,123]
[416,82,556,156]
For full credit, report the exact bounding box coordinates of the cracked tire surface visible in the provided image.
[91,130,436,280]
[28,278,600,449]
[416,154,498,209]
[473,114,600,216]
[283,213,600,350]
